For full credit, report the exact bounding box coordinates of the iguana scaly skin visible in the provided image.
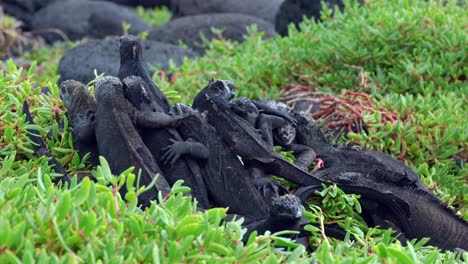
[60,80,99,166]
[293,112,468,251]
[125,77,302,231]
[192,80,325,186]
[191,80,468,251]
[172,108,302,232]
[123,76,210,208]
[118,35,171,112]
[23,101,72,185]
[231,96,316,170]
[174,110,271,219]
[94,76,172,206]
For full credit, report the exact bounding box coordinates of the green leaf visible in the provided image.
[206,242,230,256]
[74,176,91,206]
[56,191,72,222]
[387,247,414,264]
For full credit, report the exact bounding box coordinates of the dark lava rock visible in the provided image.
[31,1,150,43]
[57,39,197,84]
[148,13,276,54]
[169,0,284,22]
[1,0,168,28]
[92,0,170,7]
[275,0,361,36]
[0,0,57,27]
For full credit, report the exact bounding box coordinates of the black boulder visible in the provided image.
[275,0,361,36]
[57,39,197,84]
[92,0,170,7]
[148,13,275,54]
[0,0,57,27]
[169,0,284,23]
[31,0,150,43]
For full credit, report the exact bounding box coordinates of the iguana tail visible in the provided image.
[261,157,327,186]
[23,101,72,185]
[295,184,416,240]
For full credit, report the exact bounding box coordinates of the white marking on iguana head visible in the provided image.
[223,81,230,95]
[140,83,148,98]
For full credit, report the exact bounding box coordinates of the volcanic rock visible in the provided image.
[169,0,284,22]
[0,0,57,27]
[92,0,170,7]
[57,39,197,84]
[31,0,150,43]
[275,0,361,36]
[148,13,275,54]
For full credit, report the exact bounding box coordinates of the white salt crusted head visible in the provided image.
[123,76,150,101]
[271,194,302,219]
[95,76,122,89]
[94,76,123,101]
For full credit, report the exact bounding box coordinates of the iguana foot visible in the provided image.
[253,177,289,200]
[170,103,193,115]
[161,138,187,166]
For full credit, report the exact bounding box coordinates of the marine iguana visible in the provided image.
[118,34,171,112]
[190,80,431,245]
[231,97,316,171]
[165,105,305,234]
[60,80,100,167]
[23,101,72,185]
[124,77,303,233]
[122,76,211,208]
[292,112,432,194]
[234,194,303,237]
[94,76,185,205]
[293,112,468,251]
[164,105,271,218]
[191,79,326,186]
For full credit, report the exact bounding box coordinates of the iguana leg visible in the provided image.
[253,177,289,201]
[170,103,188,115]
[288,143,316,171]
[257,113,285,146]
[252,100,298,127]
[160,138,209,166]
[134,110,193,128]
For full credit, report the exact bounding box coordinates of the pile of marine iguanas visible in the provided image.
[23,35,467,252]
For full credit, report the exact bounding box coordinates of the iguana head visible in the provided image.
[270,194,303,221]
[60,80,96,120]
[207,79,236,100]
[232,97,258,115]
[123,75,158,112]
[119,34,143,64]
[232,97,259,125]
[94,76,124,102]
[273,123,296,146]
[294,111,330,149]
